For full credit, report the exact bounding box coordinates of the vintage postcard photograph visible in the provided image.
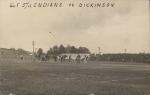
[0,0,150,95]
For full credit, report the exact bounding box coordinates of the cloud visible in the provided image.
[51,4,132,34]
[0,0,149,53]
[42,0,134,35]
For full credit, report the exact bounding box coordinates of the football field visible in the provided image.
[0,60,150,95]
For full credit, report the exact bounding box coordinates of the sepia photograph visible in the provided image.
[0,0,150,95]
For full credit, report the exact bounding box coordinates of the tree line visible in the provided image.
[36,44,90,60]
[89,53,150,63]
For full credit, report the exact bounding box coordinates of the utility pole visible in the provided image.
[98,47,101,54]
[124,49,127,54]
[32,40,35,55]
[32,40,36,61]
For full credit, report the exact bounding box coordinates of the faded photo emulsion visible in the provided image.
[0,0,150,95]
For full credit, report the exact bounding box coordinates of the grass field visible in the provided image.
[0,60,150,95]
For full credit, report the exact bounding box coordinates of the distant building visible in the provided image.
[59,53,90,59]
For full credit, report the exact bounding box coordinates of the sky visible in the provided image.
[0,0,150,53]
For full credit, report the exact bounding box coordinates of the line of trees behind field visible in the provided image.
[1,47,150,63]
[89,53,150,63]
[36,45,90,60]
[47,44,90,54]
[0,48,33,61]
